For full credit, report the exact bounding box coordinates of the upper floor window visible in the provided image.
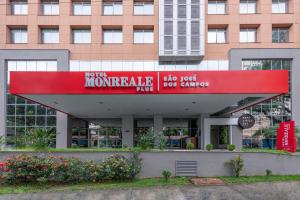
[72,29,91,43]
[134,1,154,15]
[208,0,226,14]
[103,29,123,44]
[272,0,288,14]
[41,28,59,43]
[10,28,27,43]
[134,29,154,44]
[103,0,122,15]
[208,28,226,43]
[72,0,91,15]
[11,0,28,15]
[272,28,289,43]
[240,28,257,43]
[240,0,257,14]
[41,0,59,15]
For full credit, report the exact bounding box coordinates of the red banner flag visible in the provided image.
[277,121,296,153]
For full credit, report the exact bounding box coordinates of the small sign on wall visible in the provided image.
[238,114,255,129]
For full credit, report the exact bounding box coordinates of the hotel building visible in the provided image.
[0,0,298,149]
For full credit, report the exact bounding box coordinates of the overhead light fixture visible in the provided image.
[98,101,104,104]
[185,108,189,111]
[192,101,196,104]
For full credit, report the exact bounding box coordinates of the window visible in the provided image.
[11,28,27,43]
[41,0,59,15]
[103,0,122,15]
[72,29,91,43]
[208,28,226,43]
[134,1,154,15]
[103,29,122,43]
[272,0,288,13]
[164,21,173,52]
[177,21,186,52]
[272,28,289,43]
[72,1,91,15]
[208,0,226,14]
[191,21,200,52]
[134,29,154,44]
[240,28,257,43]
[240,0,257,14]
[41,28,59,43]
[164,0,173,18]
[191,0,200,18]
[6,60,57,145]
[242,59,292,149]
[11,0,28,15]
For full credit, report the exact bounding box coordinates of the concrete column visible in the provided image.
[231,126,243,150]
[154,115,163,135]
[203,118,211,149]
[56,112,72,148]
[122,115,134,147]
[154,115,163,147]
[200,114,210,149]
[0,60,6,142]
[196,115,202,149]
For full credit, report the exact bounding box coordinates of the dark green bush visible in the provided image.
[137,129,155,150]
[162,169,172,182]
[266,169,272,176]
[206,144,213,151]
[226,155,244,177]
[186,142,195,150]
[227,144,236,151]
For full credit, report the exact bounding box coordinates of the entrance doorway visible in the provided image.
[211,125,230,149]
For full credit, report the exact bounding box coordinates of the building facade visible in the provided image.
[0,0,298,149]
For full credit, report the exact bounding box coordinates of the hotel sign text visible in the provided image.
[85,72,210,93]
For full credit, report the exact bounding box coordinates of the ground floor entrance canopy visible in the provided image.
[9,71,288,118]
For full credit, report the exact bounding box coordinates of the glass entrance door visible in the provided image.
[211,125,229,149]
[90,127,122,148]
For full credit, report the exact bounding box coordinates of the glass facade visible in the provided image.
[6,60,58,146]
[242,59,292,149]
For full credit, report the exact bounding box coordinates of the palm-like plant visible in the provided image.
[26,128,56,150]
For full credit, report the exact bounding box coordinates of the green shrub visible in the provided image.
[128,152,142,180]
[206,144,213,151]
[52,157,95,183]
[137,129,155,150]
[186,142,195,150]
[71,143,79,148]
[227,144,236,151]
[162,169,172,182]
[122,144,128,148]
[0,153,142,184]
[0,136,5,150]
[25,128,56,150]
[266,169,272,176]
[101,154,133,180]
[156,132,166,150]
[226,155,244,177]
[3,154,55,184]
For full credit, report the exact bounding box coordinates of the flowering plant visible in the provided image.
[0,153,142,184]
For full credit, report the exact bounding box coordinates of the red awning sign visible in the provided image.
[9,70,289,95]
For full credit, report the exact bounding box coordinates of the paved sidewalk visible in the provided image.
[1,181,300,200]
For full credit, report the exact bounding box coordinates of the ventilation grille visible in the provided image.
[175,161,197,177]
